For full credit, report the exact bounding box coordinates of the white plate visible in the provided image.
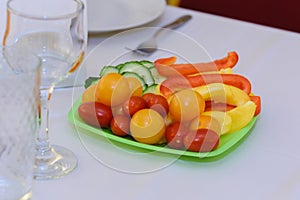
[87,0,166,33]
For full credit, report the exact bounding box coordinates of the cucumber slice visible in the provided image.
[149,67,166,84]
[119,61,154,86]
[99,66,119,77]
[139,60,154,68]
[143,84,158,94]
[84,77,99,89]
[116,63,124,69]
[121,72,147,90]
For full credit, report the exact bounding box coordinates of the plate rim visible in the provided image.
[87,0,166,33]
[68,97,258,161]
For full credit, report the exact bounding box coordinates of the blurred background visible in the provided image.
[167,0,300,33]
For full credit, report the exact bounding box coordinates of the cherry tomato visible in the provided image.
[111,104,124,116]
[165,122,189,150]
[78,102,112,128]
[130,109,166,144]
[189,115,221,136]
[82,84,97,103]
[183,129,219,152]
[142,93,156,103]
[126,77,143,97]
[169,89,205,122]
[142,93,169,117]
[122,96,147,117]
[95,73,130,106]
[110,115,130,137]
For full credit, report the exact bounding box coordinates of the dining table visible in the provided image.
[29,5,300,200]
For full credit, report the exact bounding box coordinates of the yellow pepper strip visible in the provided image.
[194,83,256,134]
[202,111,232,135]
[192,68,233,75]
[226,101,256,133]
[193,83,250,106]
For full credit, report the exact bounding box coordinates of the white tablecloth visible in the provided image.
[11,5,300,200]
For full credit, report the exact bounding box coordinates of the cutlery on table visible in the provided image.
[130,14,192,56]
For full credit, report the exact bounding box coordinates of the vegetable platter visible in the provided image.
[68,51,261,161]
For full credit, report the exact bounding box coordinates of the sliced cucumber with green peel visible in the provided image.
[143,84,158,94]
[122,72,147,90]
[149,67,166,84]
[119,61,155,86]
[84,77,99,89]
[115,63,125,69]
[99,66,119,77]
[85,60,166,93]
[140,60,154,68]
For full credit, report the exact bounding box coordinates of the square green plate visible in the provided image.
[68,98,258,162]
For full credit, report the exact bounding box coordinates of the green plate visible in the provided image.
[68,98,258,161]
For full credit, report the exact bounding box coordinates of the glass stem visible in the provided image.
[35,84,55,162]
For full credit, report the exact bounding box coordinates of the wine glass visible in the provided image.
[3,0,86,179]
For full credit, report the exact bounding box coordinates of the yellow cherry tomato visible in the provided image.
[130,109,166,144]
[189,115,222,136]
[95,73,130,106]
[82,84,97,103]
[125,77,143,97]
[169,89,205,122]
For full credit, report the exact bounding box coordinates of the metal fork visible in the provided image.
[131,15,192,56]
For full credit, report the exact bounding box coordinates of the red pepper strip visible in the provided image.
[249,96,261,116]
[160,74,252,98]
[204,101,236,112]
[154,51,239,77]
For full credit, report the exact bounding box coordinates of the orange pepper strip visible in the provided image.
[154,52,239,77]
[160,74,252,98]
[249,96,261,116]
[154,56,177,65]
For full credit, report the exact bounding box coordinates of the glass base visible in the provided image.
[20,191,32,200]
[34,145,77,180]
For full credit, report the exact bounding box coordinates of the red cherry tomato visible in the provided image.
[183,129,219,152]
[165,122,189,150]
[110,115,130,137]
[142,93,169,117]
[111,104,124,116]
[142,93,156,103]
[78,102,112,128]
[122,96,147,117]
